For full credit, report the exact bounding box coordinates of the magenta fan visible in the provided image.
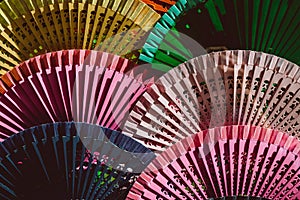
[123,50,300,152]
[0,49,153,141]
[127,125,300,200]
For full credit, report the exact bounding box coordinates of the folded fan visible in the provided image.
[140,0,300,69]
[124,50,300,152]
[0,49,153,141]
[0,0,160,75]
[0,122,155,200]
[127,125,300,199]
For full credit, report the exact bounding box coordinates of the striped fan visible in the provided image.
[124,50,300,152]
[140,0,300,68]
[0,49,153,141]
[127,125,300,199]
[0,122,155,199]
[0,0,160,74]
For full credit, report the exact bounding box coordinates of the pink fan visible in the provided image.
[0,49,153,141]
[123,50,300,152]
[128,125,300,200]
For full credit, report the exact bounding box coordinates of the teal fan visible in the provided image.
[140,0,300,71]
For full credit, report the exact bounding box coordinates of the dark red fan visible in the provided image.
[0,49,153,141]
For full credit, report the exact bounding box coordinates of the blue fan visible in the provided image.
[0,122,155,200]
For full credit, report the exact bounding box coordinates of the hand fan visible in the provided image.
[140,0,300,69]
[0,49,153,141]
[0,122,155,200]
[127,125,300,200]
[0,0,160,75]
[123,50,300,152]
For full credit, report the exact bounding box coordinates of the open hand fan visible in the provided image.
[0,49,153,141]
[140,0,300,68]
[127,125,300,199]
[0,0,160,75]
[0,122,155,200]
[124,50,300,152]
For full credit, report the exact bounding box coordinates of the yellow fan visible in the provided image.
[0,0,160,75]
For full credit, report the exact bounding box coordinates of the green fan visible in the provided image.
[140,0,300,71]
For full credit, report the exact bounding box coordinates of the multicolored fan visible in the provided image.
[124,50,300,152]
[140,0,300,69]
[127,125,300,199]
[0,122,155,199]
[0,49,153,141]
[0,0,160,75]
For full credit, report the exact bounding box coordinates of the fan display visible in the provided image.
[0,49,153,141]
[127,125,300,200]
[124,50,300,152]
[140,0,300,68]
[0,0,160,75]
[0,122,155,199]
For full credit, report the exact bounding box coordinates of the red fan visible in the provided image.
[123,50,300,152]
[127,125,300,200]
[0,49,153,141]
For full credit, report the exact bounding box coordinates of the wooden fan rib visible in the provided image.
[39,5,62,50]
[267,83,300,130]
[261,152,298,197]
